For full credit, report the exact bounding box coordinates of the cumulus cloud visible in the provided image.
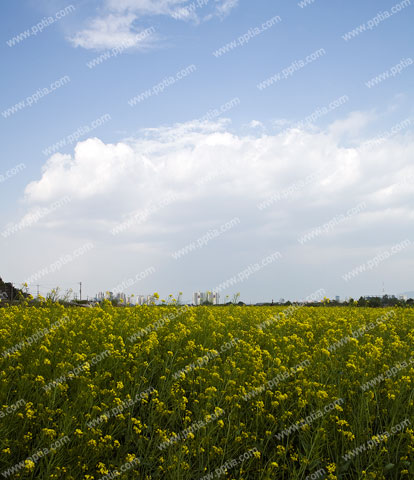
[26,139,136,201]
[25,115,414,225]
[17,114,414,300]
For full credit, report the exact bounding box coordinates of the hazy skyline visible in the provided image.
[1,0,413,302]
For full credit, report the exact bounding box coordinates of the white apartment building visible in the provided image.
[136,294,156,305]
[193,291,220,305]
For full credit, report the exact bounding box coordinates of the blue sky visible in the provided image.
[0,0,413,302]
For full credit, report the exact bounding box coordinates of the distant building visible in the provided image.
[95,292,115,301]
[209,292,220,305]
[115,293,127,302]
[335,296,340,302]
[135,294,155,305]
[193,291,219,305]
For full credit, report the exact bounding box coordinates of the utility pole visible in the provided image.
[79,282,82,302]
[36,285,40,298]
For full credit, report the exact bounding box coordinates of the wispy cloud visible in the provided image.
[69,0,239,50]
[69,13,157,50]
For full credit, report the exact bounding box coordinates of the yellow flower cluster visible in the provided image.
[0,303,413,478]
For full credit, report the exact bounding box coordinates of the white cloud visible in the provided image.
[214,0,239,17]
[25,115,414,220]
[69,14,156,50]
[104,0,238,18]
[105,0,188,16]
[248,120,264,129]
[16,115,414,300]
[69,0,239,50]
[328,110,375,142]
[25,138,136,201]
